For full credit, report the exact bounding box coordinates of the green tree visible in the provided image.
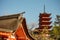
[51,24,60,40]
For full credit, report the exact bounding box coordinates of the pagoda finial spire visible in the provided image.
[44,4,45,13]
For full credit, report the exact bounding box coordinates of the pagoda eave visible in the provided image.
[39,18,51,21]
[39,13,51,17]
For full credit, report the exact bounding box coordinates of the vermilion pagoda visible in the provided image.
[39,5,52,30]
[39,13,52,29]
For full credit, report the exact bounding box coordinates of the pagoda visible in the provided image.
[38,5,52,40]
[39,5,52,32]
[39,13,52,29]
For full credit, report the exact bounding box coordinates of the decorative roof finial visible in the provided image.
[44,4,45,13]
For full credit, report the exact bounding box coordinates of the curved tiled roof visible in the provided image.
[0,14,20,32]
[0,13,34,40]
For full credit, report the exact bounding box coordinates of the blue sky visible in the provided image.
[0,0,60,27]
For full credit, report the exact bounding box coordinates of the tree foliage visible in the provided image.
[50,24,60,39]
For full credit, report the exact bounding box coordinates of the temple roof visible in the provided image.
[57,15,60,18]
[56,15,60,21]
[0,13,34,40]
[0,13,23,32]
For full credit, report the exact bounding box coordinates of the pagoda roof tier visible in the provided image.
[40,17,51,19]
[40,22,51,25]
[39,26,52,29]
[39,13,51,17]
[39,18,51,21]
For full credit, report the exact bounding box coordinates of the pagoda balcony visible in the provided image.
[40,22,51,25]
[42,21,51,22]
[39,21,51,25]
[39,20,51,22]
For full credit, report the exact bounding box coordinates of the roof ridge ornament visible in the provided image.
[44,4,45,13]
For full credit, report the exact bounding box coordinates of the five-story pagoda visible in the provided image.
[38,5,52,40]
[39,5,52,30]
[39,13,52,29]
